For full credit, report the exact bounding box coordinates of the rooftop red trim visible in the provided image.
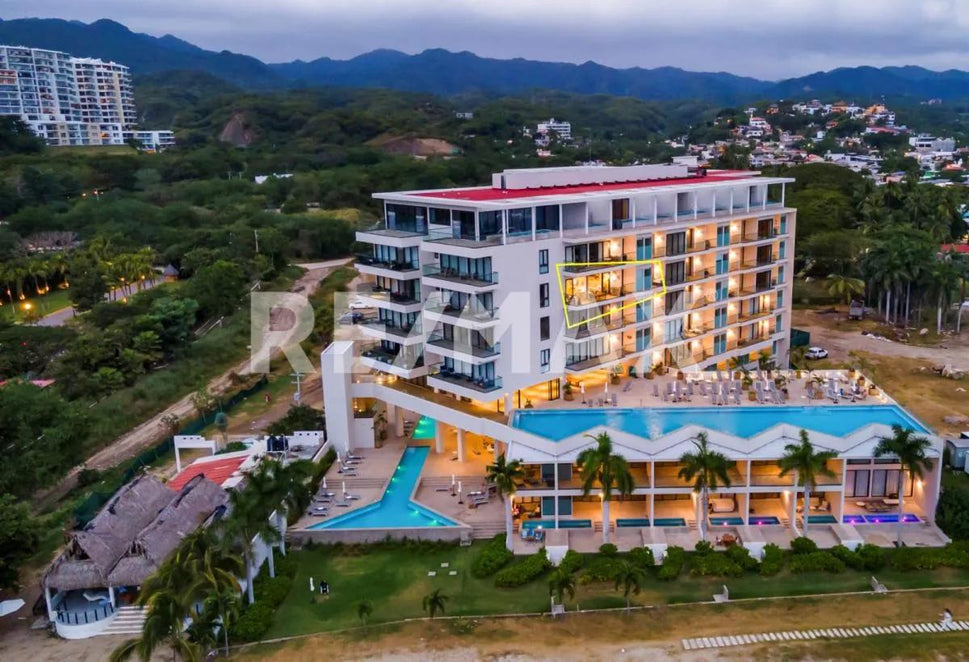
[411,171,755,202]
[168,456,246,491]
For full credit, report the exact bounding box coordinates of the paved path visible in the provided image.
[34,279,164,327]
[683,620,969,651]
[34,258,351,505]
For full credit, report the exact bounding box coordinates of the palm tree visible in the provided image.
[874,425,933,548]
[789,345,807,370]
[777,429,837,536]
[613,561,645,614]
[485,454,525,551]
[220,488,282,604]
[678,432,734,541]
[245,458,314,554]
[201,588,241,657]
[931,254,961,334]
[577,432,634,544]
[356,599,373,626]
[825,273,865,306]
[110,590,201,662]
[422,589,449,619]
[547,567,576,607]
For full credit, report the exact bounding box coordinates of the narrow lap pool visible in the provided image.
[411,416,436,440]
[512,405,927,441]
[308,446,457,529]
[843,513,921,524]
[522,519,592,530]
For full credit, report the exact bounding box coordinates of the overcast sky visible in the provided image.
[5,1,969,79]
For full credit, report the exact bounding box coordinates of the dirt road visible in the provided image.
[793,309,969,371]
[35,258,350,504]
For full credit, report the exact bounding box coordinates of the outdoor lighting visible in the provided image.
[22,302,32,311]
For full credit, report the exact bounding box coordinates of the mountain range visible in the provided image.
[4,17,969,103]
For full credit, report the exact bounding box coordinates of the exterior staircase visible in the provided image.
[97,606,145,636]
[471,522,506,539]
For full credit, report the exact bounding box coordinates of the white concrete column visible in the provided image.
[175,446,183,473]
[789,489,798,534]
[456,428,465,463]
[386,403,397,428]
[649,493,655,526]
[435,420,445,454]
[108,585,116,608]
[321,341,356,456]
[553,463,560,528]
[395,408,406,438]
[504,393,513,413]
[44,585,54,620]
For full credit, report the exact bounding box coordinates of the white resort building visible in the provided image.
[307,164,946,559]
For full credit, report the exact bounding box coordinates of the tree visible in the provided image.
[220,487,282,604]
[874,425,933,548]
[825,273,865,305]
[356,599,373,626]
[678,432,734,541]
[200,588,241,657]
[266,404,325,435]
[422,588,449,619]
[243,458,314,546]
[485,454,525,552]
[110,590,201,662]
[777,429,836,536]
[191,388,217,420]
[548,567,575,607]
[577,432,634,544]
[613,560,645,614]
[0,494,41,590]
[185,259,246,318]
[67,250,109,311]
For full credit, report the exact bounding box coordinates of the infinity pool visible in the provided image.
[308,446,457,529]
[512,405,927,441]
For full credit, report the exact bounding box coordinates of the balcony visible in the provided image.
[564,283,638,310]
[355,253,420,276]
[560,254,636,274]
[355,285,421,308]
[426,335,501,359]
[360,319,421,341]
[428,368,503,393]
[422,265,499,288]
[565,342,648,372]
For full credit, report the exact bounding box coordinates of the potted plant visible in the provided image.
[868,383,879,397]
[611,365,622,385]
[645,367,655,380]
[774,374,788,395]
[524,399,534,409]
[741,372,753,391]
[676,370,685,381]
[563,382,574,401]
[747,389,757,402]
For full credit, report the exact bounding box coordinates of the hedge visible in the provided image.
[760,543,784,576]
[657,546,686,581]
[559,549,585,574]
[230,550,299,642]
[471,534,513,578]
[494,548,550,587]
[790,536,819,555]
[789,551,846,573]
[628,546,655,569]
[725,544,760,571]
[580,555,623,584]
[690,552,744,578]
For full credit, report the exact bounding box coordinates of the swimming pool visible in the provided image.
[521,518,592,530]
[617,518,651,527]
[711,516,744,526]
[411,415,436,440]
[843,513,921,525]
[308,446,457,529]
[512,405,928,441]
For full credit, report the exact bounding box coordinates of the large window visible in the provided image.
[539,348,550,372]
[666,231,686,256]
[479,211,501,238]
[664,317,684,342]
[539,249,549,274]
[508,208,532,236]
[386,204,426,233]
[665,289,685,315]
[539,283,549,308]
[665,260,685,286]
[536,205,560,232]
[540,316,550,341]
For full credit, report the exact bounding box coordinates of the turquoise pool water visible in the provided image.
[412,416,436,440]
[512,405,928,441]
[711,516,744,526]
[617,518,651,527]
[308,446,457,529]
[522,519,592,530]
[654,517,687,527]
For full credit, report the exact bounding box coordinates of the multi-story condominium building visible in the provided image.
[0,44,172,148]
[312,164,945,557]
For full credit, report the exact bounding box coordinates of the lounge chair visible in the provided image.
[700,381,708,396]
[653,383,660,397]
[308,511,328,517]
[83,591,110,604]
[344,493,361,501]
[611,393,618,406]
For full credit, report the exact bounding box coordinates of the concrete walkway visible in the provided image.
[682,620,969,650]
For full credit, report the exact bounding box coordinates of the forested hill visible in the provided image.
[12,17,969,103]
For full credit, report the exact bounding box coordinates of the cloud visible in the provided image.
[6,0,969,78]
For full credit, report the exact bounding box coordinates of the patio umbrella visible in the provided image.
[322,477,327,490]
[0,599,25,617]
[604,381,609,394]
[342,481,346,495]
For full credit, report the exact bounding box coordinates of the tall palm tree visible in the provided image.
[548,567,576,607]
[777,429,837,536]
[220,488,282,604]
[577,432,634,544]
[874,425,933,548]
[931,254,961,334]
[201,588,241,657]
[485,454,525,551]
[678,432,734,541]
[422,589,449,619]
[613,561,645,614]
[245,458,314,554]
[110,590,201,662]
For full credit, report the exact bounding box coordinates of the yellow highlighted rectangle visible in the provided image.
[555,259,667,329]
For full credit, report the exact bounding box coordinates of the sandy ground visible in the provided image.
[793,309,969,371]
[34,258,350,505]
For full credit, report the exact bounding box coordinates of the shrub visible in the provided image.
[890,546,941,572]
[230,602,274,642]
[76,468,102,487]
[254,574,292,607]
[599,543,618,556]
[690,552,744,578]
[628,546,655,569]
[856,544,886,571]
[494,548,550,587]
[694,540,714,554]
[936,474,969,540]
[829,544,863,570]
[471,535,513,578]
[558,549,585,574]
[760,543,785,576]
[657,546,686,581]
[725,544,759,571]
[579,556,622,584]
[789,551,845,573]
[790,536,818,555]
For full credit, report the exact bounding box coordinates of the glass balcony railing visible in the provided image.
[355,253,419,272]
[426,335,501,358]
[429,368,503,393]
[422,265,499,286]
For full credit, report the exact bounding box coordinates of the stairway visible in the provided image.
[332,477,386,490]
[471,522,506,539]
[420,476,486,489]
[98,606,145,636]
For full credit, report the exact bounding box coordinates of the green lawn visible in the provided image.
[266,545,969,639]
[0,287,72,322]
